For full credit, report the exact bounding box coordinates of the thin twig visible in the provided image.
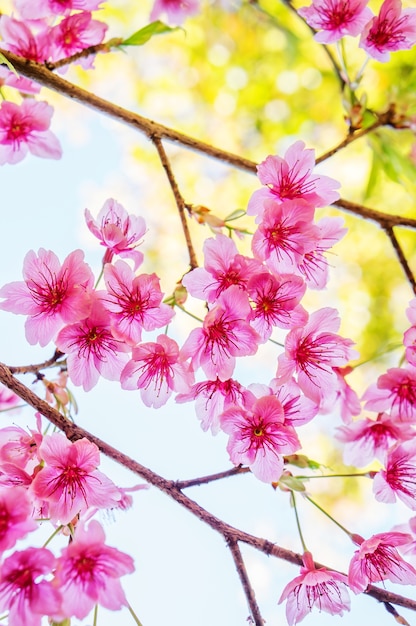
[44,39,124,71]
[316,106,398,164]
[334,198,416,229]
[8,350,65,375]
[226,537,265,626]
[384,226,416,295]
[0,362,416,614]
[174,466,250,489]
[151,136,198,269]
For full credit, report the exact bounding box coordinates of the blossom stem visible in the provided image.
[304,495,353,538]
[175,304,204,323]
[268,337,285,348]
[94,265,105,289]
[128,603,144,626]
[42,524,63,548]
[296,472,371,480]
[93,604,98,626]
[291,492,308,552]
[0,404,26,413]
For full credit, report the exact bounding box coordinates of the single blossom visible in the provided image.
[359,0,416,61]
[181,286,260,381]
[251,199,319,276]
[0,248,94,347]
[247,272,308,342]
[276,307,357,405]
[0,99,62,165]
[103,260,174,345]
[269,378,319,426]
[329,365,361,423]
[348,532,416,593]
[176,376,247,434]
[85,198,146,270]
[298,0,373,43]
[0,421,42,472]
[182,233,262,303]
[0,384,20,411]
[31,434,121,524]
[56,298,130,391]
[373,440,416,509]
[297,216,347,290]
[50,12,108,69]
[150,0,201,25]
[0,487,37,553]
[362,366,416,422]
[54,520,134,620]
[121,334,194,408]
[404,324,416,367]
[336,412,414,466]
[279,551,350,625]
[0,547,61,626]
[220,393,300,482]
[0,16,51,62]
[247,141,340,219]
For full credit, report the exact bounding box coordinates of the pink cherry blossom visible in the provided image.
[85,198,146,270]
[279,551,350,625]
[276,307,357,405]
[362,366,416,422]
[269,378,319,426]
[15,0,103,18]
[0,99,62,165]
[404,325,416,367]
[297,216,347,290]
[0,248,94,347]
[0,422,42,472]
[54,520,134,619]
[0,16,51,63]
[247,141,340,220]
[336,412,413,466]
[176,376,247,434]
[0,547,61,626]
[359,0,416,62]
[393,517,416,562]
[56,298,130,391]
[182,233,262,303]
[121,334,193,408]
[348,532,416,593]
[329,366,361,423]
[150,0,201,25]
[0,487,37,553]
[247,272,308,342]
[103,260,174,345]
[251,199,318,276]
[373,440,416,509]
[50,12,108,69]
[298,0,373,43]
[31,434,121,524]
[181,286,260,381]
[220,393,300,482]
[0,385,20,411]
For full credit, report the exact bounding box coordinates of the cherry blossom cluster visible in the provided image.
[298,0,416,62]
[0,414,138,625]
[0,0,107,164]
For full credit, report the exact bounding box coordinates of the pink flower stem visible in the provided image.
[42,525,64,549]
[304,495,353,538]
[175,303,204,323]
[296,472,372,479]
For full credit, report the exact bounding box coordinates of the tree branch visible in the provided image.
[174,465,250,489]
[383,226,416,295]
[8,349,65,375]
[1,362,416,614]
[226,537,265,626]
[151,136,198,269]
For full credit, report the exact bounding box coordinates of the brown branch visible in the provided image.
[316,106,399,164]
[174,465,250,489]
[334,198,416,229]
[8,349,65,375]
[0,50,258,174]
[383,226,416,295]
[226,538,265,626]
[151,136,198,269]
[1,361,416,614]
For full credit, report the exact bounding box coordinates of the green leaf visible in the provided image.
[122,21,179,46]
[278,474,306,492]
[0,52,18,76]
[224,208,246,222]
